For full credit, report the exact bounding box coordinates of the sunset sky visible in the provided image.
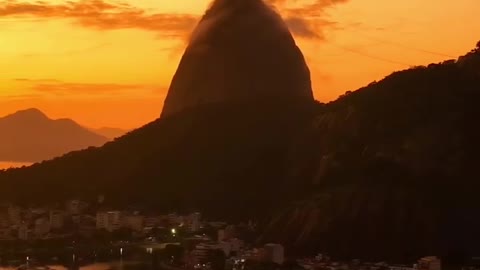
[1,0,479,129]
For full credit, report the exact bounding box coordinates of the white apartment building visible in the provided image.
[418,256,441,270]
[96,211,122,232]
[49,210,64,229]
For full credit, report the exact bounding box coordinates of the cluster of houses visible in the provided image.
[2,201,466,270]
[0,199,202,241]
[296,256,442,270]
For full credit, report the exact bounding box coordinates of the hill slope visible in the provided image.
[0,100,318,220]
[262,46,480,261]
[0,108,108,162]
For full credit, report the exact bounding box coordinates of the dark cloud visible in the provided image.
[0,0,348,40]
[0,0,197,37]
[269,0,349,39]
[284,17,336,39]
[13,79,155,96]
[284,17,319,38]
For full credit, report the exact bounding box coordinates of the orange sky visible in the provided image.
[1,0,479,129]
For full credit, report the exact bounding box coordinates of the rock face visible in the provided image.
[161,0,314,118]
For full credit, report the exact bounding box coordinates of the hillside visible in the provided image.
[262,45,480,261]
[0,108,108,162]
[0,99,318,218]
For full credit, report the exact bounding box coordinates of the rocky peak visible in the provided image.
[161,0,314,117]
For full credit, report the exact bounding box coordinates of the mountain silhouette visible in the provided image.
[161,0,313,117]
[0,0,479,261]
[0,108,108,162]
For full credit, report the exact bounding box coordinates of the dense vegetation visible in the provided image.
[1,43,479,262]
[263,44,480,261]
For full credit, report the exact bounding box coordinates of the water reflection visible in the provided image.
[0,245,163,270]
[0,266,67,270]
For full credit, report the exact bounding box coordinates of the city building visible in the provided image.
[123,213,145,232]
[417,257,441,270]
[49,210,64,229]
[34,218,51,237]
[96,211,122,232]
[78,215,96,237]
[390,265,416,270]
[191,242,229,265]
[96,211,108,230]
[18,223,31,240]
[189,212,201,232]
[8,205,22,226]
[264,243,284,265]
[145,216,162,227]
[168,213,183,226]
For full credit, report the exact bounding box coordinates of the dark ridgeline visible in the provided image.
[0,0,480,262]
[261,44,480,261]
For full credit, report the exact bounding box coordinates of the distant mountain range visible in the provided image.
[0,108,111,162]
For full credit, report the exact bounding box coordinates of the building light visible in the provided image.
[171,228,176,234]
